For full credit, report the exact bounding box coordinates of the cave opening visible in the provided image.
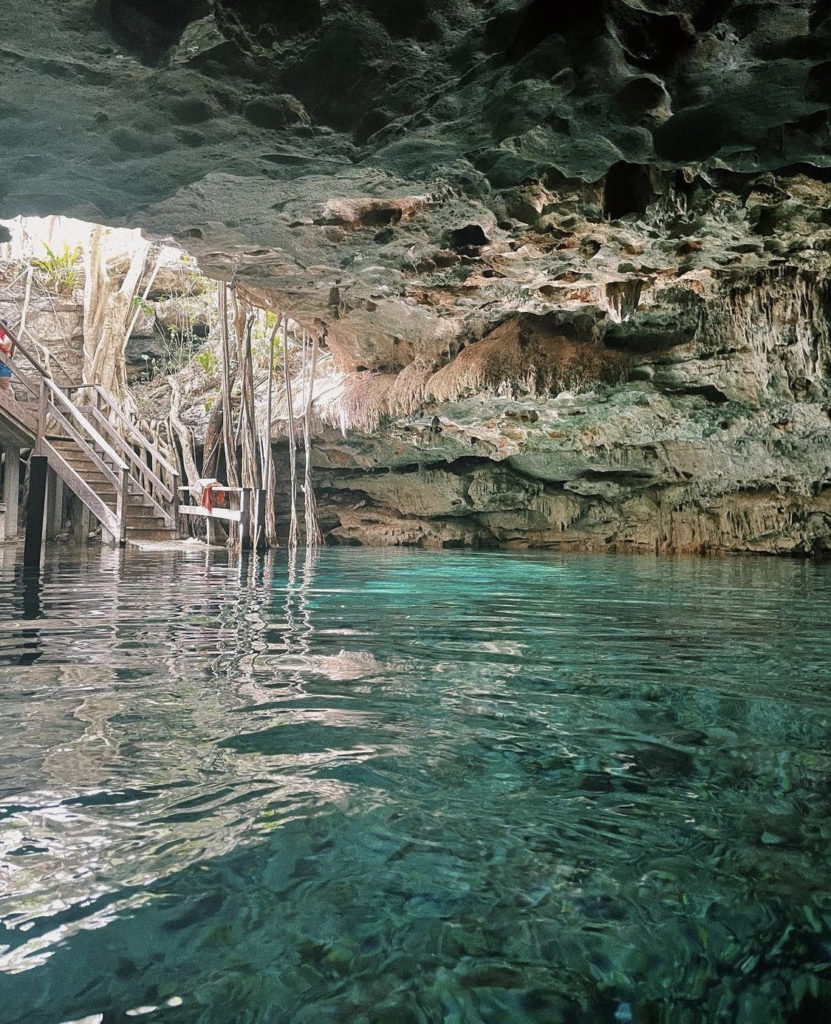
[447,224,490,249]
[103,0,211,64]
[500,0,605,62]
[214,0,322,43]
[603,161,655,220]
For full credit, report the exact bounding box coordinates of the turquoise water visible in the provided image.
[0,547,829,1024]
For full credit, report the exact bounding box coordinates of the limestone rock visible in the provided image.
[2,1,831,552]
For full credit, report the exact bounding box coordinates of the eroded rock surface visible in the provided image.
[3,1,831,551]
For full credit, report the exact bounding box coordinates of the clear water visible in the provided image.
[0,547,829,1024]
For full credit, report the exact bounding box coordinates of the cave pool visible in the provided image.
[0,547,829,1023]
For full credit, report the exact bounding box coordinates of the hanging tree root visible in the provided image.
[282,313,299,552]
[301,329,322,547]
[261,315,280,547]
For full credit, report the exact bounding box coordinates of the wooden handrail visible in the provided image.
[42,378,128,473]
[87,405,174,503]
[92,384,179,479]
[0,322,50,380]
[44,403,122,491]
[178,485,248,494]
[91,386,179,534]
[179,488,252,548]
[1,316,180,542]
[1,329,42,402]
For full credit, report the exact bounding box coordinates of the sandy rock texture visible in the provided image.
[2,0,831,551]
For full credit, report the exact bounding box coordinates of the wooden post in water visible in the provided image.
[171,484,180,539]
[45,469,63,539]
[2,446,20,541]
[116,467,128,545]
[23,455,48,568]
[73,498,91,545]
[255,489,266,550]
[240,488,252,550]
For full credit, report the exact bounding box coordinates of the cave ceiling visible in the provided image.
[2,0,831,370]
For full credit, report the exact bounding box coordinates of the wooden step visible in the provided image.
[50,454,119,478]
[126,527,177,542]
[126,509,167,524]
[48,442,120,469]
[49,451,154,502]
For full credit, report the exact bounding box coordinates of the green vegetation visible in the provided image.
[195,348,219,377]
[29,242,82,293]
[251,309,282,370]
[132,296,154,316]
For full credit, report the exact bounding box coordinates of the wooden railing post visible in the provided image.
[36,377,48,455]
[171,476,180,537]
[116,466,129,545]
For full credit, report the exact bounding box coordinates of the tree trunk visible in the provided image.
[168,375,200,490]
[261,316,279,547]
[233,292,260,493]
[218,283,240,488]
[217,283,240,547]
[83,227,150,402]
[202,397,224,478]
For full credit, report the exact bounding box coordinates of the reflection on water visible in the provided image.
[0,546,830,1023]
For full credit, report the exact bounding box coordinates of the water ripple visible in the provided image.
[0,549,830,1022]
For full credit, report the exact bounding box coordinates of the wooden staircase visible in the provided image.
[45,435,174,543]
[1,325,179,545]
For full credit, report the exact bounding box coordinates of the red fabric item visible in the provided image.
[199,482,227,511]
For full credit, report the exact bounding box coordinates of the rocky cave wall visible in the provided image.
[3,0,831,552]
